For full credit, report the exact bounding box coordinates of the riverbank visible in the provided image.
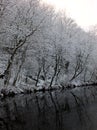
[0,82,97,98]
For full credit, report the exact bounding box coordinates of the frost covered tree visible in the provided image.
[0,0,54,87]
[0,0,97,89]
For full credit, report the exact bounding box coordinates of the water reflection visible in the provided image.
[0,87,97,130]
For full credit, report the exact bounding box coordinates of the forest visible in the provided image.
[0,0,97,96]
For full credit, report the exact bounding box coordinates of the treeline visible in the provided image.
[0,0,97,88]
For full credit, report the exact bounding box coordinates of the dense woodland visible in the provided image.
[0,0,97,92]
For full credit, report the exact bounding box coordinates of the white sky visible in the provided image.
[42,0,97,30]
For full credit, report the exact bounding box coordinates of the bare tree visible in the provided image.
[70,50,89,82]
[1,0,52,87]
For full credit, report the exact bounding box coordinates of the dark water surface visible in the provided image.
[0,87,97,130]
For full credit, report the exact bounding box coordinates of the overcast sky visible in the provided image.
[42,0,97,30]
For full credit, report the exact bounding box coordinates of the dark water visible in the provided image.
[0,87,97,130]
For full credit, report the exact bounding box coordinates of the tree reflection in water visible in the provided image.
[0,87,97,130]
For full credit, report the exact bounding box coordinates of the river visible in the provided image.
[0,86,97,130]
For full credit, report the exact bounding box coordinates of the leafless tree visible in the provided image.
[1,0,53,87]
[70,50,89,82]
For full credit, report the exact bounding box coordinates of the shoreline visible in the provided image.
[0,82,97,98]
